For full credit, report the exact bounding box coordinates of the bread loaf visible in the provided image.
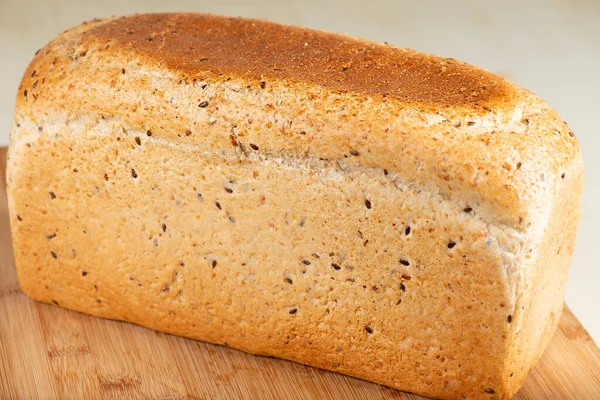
[7,13,583,399]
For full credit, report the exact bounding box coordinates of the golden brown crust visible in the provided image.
[14,12,582,231]
[86,13,510,109]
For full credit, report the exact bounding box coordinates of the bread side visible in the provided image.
[501,141,583,395]
[8,14,583,399]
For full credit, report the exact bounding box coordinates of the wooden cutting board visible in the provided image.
[1,147,599,399]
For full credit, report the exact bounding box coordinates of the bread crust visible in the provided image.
[88,13,511,108]
[14,13,581,229]
[8,13,583,400]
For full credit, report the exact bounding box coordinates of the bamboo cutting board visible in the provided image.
[1,147,599,399]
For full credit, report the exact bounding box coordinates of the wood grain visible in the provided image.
[1,147,599,399]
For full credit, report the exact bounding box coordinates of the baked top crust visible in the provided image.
[83,13,512,109]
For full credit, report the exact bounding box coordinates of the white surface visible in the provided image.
[1,0,599,343]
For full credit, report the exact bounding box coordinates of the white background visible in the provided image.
[1,0,599,343]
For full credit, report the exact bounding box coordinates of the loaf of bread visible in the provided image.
[7,13,583,399]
